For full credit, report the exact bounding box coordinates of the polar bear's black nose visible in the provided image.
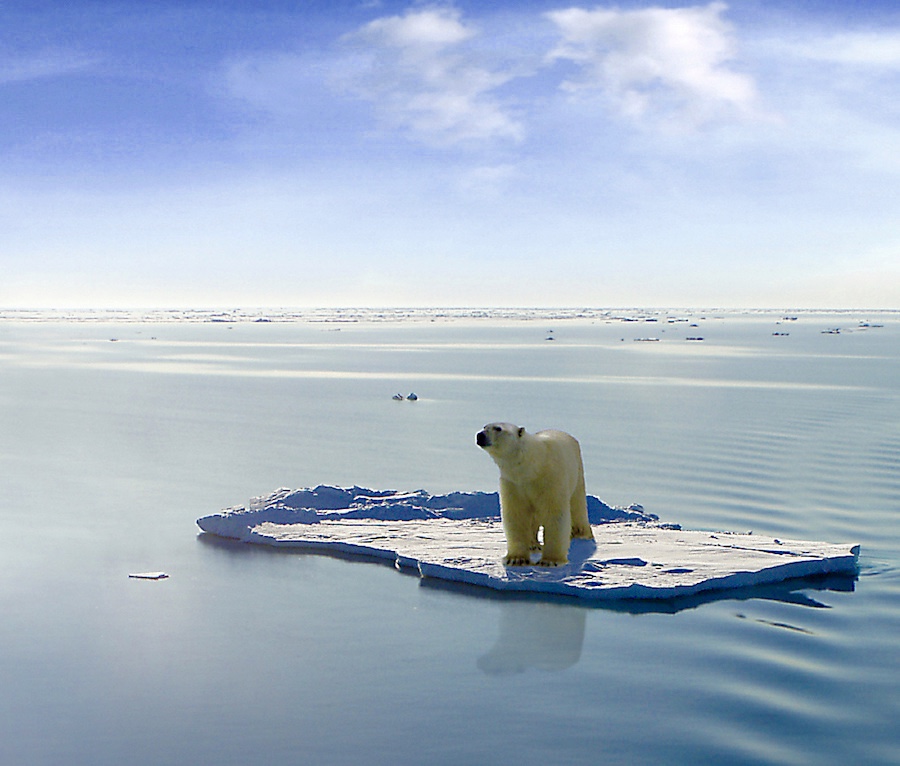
[476,430,488,448]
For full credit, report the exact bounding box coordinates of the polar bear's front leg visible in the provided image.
[538,506,571,566]
[499,479,536,566]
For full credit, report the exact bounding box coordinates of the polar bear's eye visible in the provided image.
[492,425,502,432]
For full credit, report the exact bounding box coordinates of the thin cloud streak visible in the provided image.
[788,30,900,67]
[0,49,99,84]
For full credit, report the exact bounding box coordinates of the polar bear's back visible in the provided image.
[527,429,584,486]
[534,428,578,442]
[534,428,581,454]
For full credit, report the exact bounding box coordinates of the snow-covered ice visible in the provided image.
[196,486,859,601]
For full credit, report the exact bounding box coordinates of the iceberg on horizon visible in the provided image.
[196,486,859,602]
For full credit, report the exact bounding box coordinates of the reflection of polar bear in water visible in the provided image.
[476,423,594,567]
[478,602,586,675]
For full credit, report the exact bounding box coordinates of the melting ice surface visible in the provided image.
[196,486,860,600]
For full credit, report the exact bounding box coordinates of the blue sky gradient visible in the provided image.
[3,1,899,307]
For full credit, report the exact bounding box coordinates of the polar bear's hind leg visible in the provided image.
[569,472,593,540]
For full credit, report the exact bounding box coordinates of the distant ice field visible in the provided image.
[0,309,898,766]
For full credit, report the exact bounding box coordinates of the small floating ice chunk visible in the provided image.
[129,572,169,580]
[407,393,418,401]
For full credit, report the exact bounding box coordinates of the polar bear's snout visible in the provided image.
[477,423,517,449]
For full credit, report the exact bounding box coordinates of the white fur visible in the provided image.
[477,422,593,566]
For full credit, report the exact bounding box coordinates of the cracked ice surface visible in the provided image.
[196,487,859,601]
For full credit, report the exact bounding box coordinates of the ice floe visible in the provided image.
[196,487,859,601]
[5,307,896,325]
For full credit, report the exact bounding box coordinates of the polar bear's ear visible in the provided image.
[517,427,524,437]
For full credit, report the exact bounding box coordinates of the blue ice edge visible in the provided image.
[196,486,860,601]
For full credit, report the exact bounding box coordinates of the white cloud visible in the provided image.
[545,2,760,125]
[340,6,524,145]
[224,4,768,150]
[360,6,474,48]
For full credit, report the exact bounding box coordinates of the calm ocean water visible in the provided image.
[1,310,898,765]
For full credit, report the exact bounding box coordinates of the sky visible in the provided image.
[2,0,899,309]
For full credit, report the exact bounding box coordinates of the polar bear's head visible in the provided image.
[476,422,525,455]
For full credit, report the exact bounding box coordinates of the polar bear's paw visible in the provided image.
[503,554,533,567]
[536,558,566,567]
[572,525,594,541]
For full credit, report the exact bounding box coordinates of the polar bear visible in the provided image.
[476,422,593,567]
